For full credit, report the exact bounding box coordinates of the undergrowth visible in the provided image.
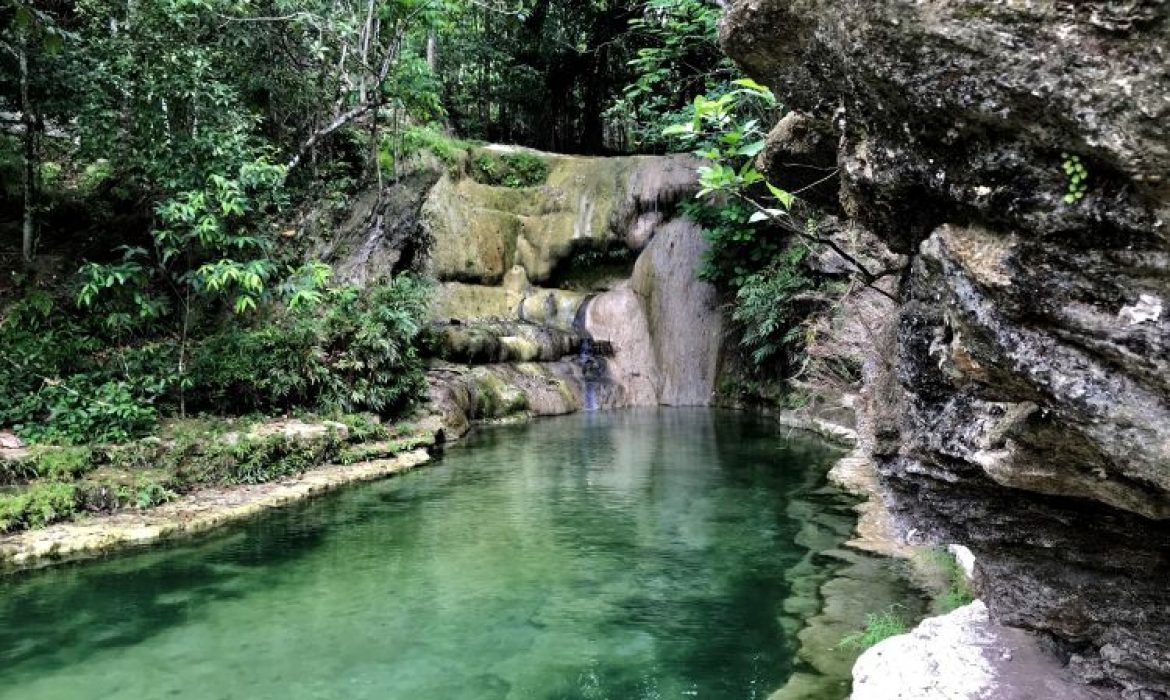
[0,413,430,535]
[920,547,976,613]
[839,607,909,651]
[469,150,550,188]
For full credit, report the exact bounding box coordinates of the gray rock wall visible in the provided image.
[720,1,1170,696]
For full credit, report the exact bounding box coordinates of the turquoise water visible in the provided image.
[0,409,852,700]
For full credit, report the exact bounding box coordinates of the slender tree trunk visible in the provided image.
[178,286,191,419]
[426,30,438,73]
[19,36,36,268]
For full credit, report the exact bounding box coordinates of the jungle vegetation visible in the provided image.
[0,0,825,530]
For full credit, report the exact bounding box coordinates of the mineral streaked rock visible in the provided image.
[421,153,699,285]
[426,361,620,438]
[627,218,724,406]
[424,149,724,410]
[852,602,1114,700]
[428,320,586,365]
[721,0,1170,695]
[583,285,661,407]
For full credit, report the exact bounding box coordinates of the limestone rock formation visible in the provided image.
[721,1,1170,696]
[420,149,725,420]
[421,153,699,285]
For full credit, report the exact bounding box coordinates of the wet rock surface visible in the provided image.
[421,147,723,415]
[722,0,1170,696]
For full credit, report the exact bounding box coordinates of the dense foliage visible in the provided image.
[0,0,802,448]
[0,276,429,445]
[434,0,727,153]
[468,149,550,188]
[191,276,431,416]
[1,0,459,447]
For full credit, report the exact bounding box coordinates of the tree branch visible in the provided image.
[730,191,902,304]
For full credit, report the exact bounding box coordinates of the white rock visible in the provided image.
[0,431,25,449]
[1118,294,1163,326]
[851,602,1114,700]
[949,544,977,579]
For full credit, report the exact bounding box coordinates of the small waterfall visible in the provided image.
[578,339,602,411]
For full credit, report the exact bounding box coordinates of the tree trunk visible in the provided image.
[19,37,36,268]
[426,30,438,73]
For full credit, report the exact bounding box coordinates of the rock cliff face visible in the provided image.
[721,1,1170,697]
[419,150,726,430]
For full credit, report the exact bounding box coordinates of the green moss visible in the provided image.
[402,126,479,169]
[918,547,976,613]
[0,412,436,535]
[472,372,530,419]
[338,433,434,465]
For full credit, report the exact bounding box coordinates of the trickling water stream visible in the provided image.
[0,410,919,700]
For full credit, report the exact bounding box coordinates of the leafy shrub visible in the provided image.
[839,607,909,651]
[6,376,159,446]
[0,482,79,533]
[165,433,345,487]
[683,199,786,289]
[469,150,550,188]
[30,446,95,481]
[0,456,39,486]
[134,479,178,510]
[732,246,811,369]
[0,308,163,445]
[190,275,430,416]
[334,413,390,443]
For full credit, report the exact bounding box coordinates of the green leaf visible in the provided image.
[738,140,766,158]
[732,77,769,93]
[15,6,33,29]
[44,32,64,55]
[767,183,796,210]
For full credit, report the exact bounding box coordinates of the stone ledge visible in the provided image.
[852,602,1116,700]
[0,448,433,574]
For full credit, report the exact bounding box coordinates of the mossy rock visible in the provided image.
[423,153,697,286]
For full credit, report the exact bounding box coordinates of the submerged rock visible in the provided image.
[721,0,1170,696]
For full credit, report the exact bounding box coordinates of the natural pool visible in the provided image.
[0,409,909,700]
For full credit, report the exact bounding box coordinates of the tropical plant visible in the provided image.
[190,275,431,416]
[665,80,900,303]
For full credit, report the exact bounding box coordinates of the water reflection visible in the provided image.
[0,409,853,700]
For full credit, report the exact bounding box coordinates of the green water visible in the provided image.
[0,409,860,700]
